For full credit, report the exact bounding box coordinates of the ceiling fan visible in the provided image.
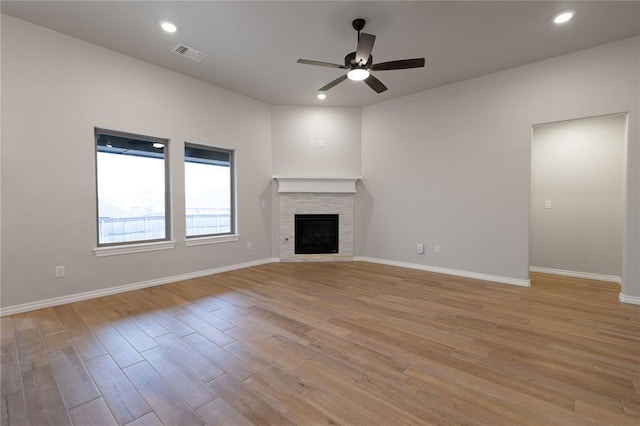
[297,18,425,94]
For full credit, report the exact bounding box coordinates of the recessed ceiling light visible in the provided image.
[160,21,177,33]
[553,11,575,24]
[347,68,370,81]
[317,93,327,100]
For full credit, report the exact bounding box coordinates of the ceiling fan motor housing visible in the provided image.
[345,52,372,68]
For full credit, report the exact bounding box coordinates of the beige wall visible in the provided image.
[1,15,273,308]
[271,105,361,177]
[530,115,625,278]
[360,36,639,298]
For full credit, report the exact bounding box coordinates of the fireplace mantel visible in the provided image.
[273,176,361,193]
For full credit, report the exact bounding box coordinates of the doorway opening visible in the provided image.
[529,114,627,286]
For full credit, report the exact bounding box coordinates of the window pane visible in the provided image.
[96,130,167,245]
[185,145,233,237]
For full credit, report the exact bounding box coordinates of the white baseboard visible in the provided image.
[0,258,278,317]
[619,293,640,305]
[354,256,530,287]
[529,266,621,283]
[21,257,624,316]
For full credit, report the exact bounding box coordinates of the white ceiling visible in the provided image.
[2,1,639,107]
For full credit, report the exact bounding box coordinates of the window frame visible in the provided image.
[184,142,236,239]
[94,127,172,248]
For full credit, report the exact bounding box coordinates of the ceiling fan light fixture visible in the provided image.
[347,68,370,81]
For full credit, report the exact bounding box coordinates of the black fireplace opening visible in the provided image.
[295,214,339,254]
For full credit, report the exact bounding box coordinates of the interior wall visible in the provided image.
[1,15,273,309]
[530,115,625,278]
[271,105,361,177]
[0,15,3,294]
[270,105,361,257]
[360,36,639,298]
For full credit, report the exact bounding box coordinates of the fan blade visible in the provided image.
[364,74,387,93]
[371,58,425,71]
[319,74,348,91]
[355,33,376,64]
[297,59,348,69]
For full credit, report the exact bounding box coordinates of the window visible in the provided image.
[95,128,170,246]
[184,143,234,238]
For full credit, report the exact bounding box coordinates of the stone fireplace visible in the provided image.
[275,177,359,262]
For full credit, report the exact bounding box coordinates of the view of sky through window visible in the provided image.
[97,151,166,244]
[185,159,231,236]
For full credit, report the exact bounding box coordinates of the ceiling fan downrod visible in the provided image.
[352,18,366,42]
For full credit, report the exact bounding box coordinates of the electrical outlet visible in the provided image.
[55,266,65,278]
[247,242,252,250]
[434,245,441,254]
[416,243,424,254]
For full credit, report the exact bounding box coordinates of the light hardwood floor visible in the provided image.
[1,262,639,425]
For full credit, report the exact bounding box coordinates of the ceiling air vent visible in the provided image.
[172,44,208,62]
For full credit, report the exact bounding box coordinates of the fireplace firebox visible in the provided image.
[295,214,339,254]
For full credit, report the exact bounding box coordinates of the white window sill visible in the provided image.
[185,234,240,247]
[94,240,177,257]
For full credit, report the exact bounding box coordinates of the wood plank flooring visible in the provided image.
[2,262,639,425]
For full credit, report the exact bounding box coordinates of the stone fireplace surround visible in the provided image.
[274,177,359,262]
